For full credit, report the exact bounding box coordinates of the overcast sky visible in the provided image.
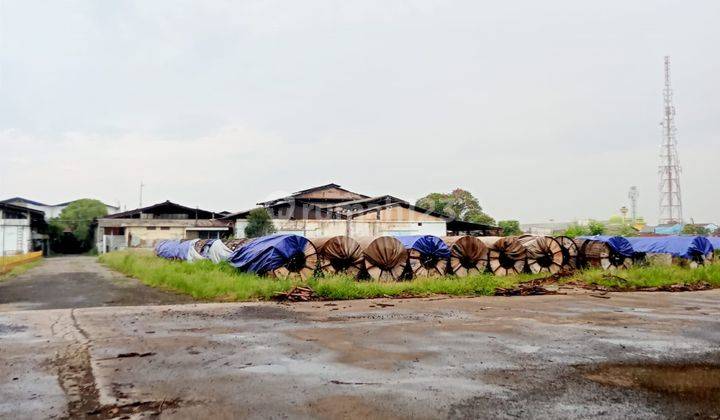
[0,0,718,224]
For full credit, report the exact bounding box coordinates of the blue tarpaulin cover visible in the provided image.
[155,240,192,260]
[228,234,309,274]
[176,241,193,260]
[155,240,179,259]
[627,236,714,259]
[707,237,720,249]
[579,235,635,257]
[155,240,170,257]
[396,235,451,259]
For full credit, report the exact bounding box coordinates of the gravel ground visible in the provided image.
[0,256,191,312]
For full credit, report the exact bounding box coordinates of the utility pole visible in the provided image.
[658,56,683,225]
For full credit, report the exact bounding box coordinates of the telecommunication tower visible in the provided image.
[658,56,683,224]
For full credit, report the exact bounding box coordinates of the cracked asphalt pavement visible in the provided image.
[1,256,719,418]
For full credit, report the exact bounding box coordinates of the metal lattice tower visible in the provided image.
[658,56,683,224]
[628,186,639,221]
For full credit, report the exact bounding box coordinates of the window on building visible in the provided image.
[160,227,170,230]
[104,227,125,235]
[2,209,26,219]
[147,227,157,230]
[156,213,189,219]
[417,222,423,226]
[198,231,222,239]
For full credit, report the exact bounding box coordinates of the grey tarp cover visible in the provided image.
[207,240,233,263]
[185,239,204,262]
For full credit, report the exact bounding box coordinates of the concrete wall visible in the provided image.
[97,218,229,252]
[234,205,447,239]
[126,226,186,248]
[235,218,447,239]
[353,206,444,222]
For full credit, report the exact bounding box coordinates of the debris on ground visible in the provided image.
[330,380,381,386]
[116,352,156,359]
[495,278,565,296]
[636,281,713,292]
[273,286,316,302]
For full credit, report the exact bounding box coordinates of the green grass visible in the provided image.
[574,264,720,289]
[308,274,521,300]
[99,251,293,300]
[0,260,42,282]
[99,251,720,302]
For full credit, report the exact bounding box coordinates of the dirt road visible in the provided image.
[1,265,719,419]
[0,256,191,311]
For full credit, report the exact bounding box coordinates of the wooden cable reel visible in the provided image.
[193,239,213,255]
[357,236,409,281]
[269,240,318,280]
[517,235,564,274]
[683,251,714,269]
[478,236,527,276]
[223,238,250,251]
[442,236,488,277]
[405,248,448,278]
[575,239,632,271]
[554,235,579,270]
[311,236,364,277]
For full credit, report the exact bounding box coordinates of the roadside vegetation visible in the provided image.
[99,251,720,302]
[580,264,720,289]
[49,199,108,253]
[0,260,42,282]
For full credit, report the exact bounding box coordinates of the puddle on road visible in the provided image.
[584,362,720,401]
[0,323,28,334]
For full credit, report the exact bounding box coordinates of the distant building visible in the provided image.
[520,221,576,236]
[223,183,498,239]
[654,223,683,235]
[0,202,48,255]
[0,197,119,220]
[96,201,231,253]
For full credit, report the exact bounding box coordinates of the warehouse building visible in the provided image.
[96,201,231,253]
[224,184,498,238]
[0,202,48,256]
[0,197,119,220]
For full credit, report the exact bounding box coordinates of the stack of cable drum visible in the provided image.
[154,232,713,279]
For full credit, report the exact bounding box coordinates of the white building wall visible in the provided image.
[0,219,32,255]
[4,200,119,220]
[234,220,250,238]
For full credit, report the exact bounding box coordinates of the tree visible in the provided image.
[587,220,606,235]
[682,224,709,236]
[498,220,522,236]
[244,208,276,238]
[49,199,108,252]
[563,224,589,238]
[416,188,495,225]
[618,224,638,237]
